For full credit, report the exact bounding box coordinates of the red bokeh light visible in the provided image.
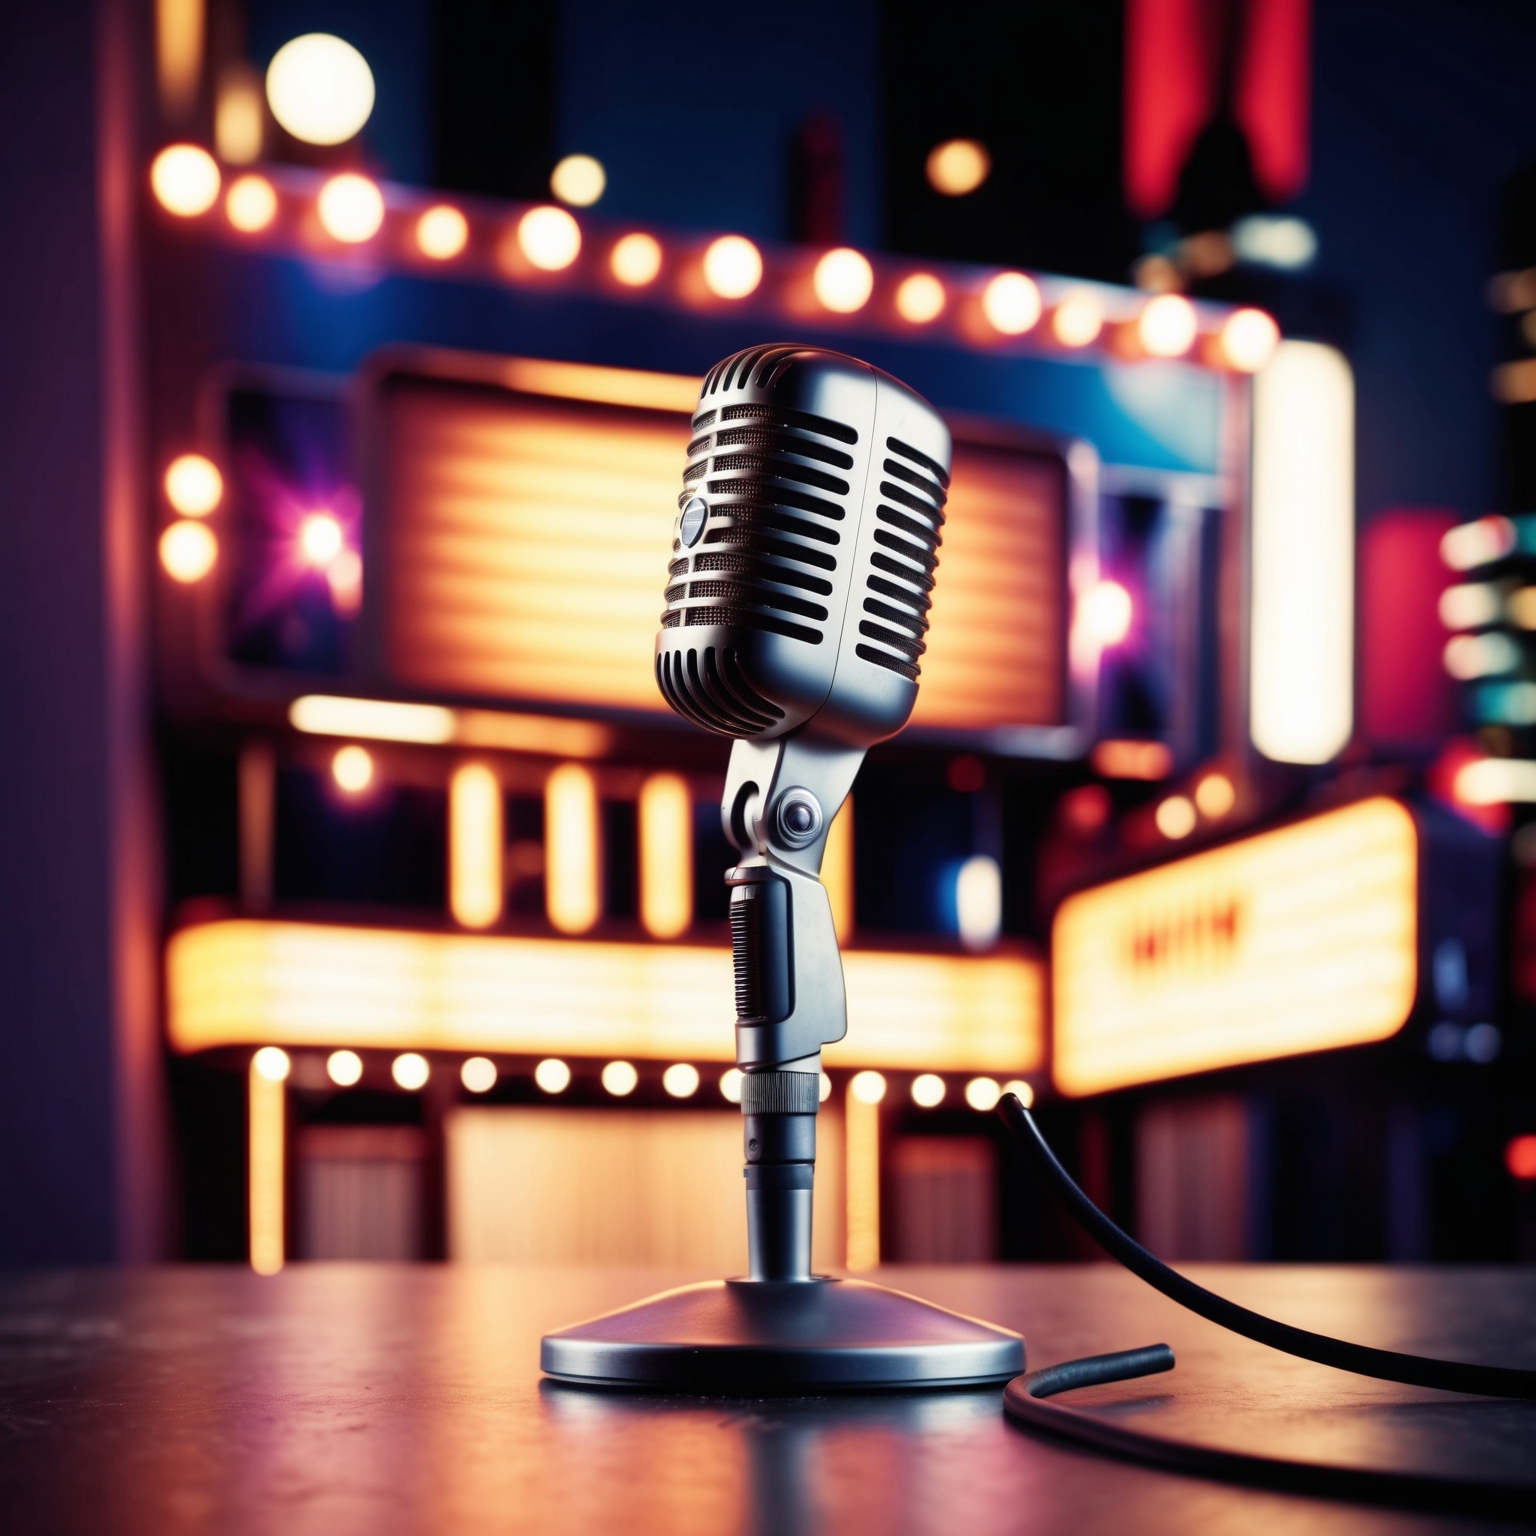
[1507,1135,1536,1181]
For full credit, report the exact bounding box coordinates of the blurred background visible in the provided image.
[6,0,1536,1273]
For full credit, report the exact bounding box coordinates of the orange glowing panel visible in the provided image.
[1052,797,1418,1096]
[908,443,1066,732]
[165,919,1044,1073]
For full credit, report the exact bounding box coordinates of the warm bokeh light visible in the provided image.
[1441,515,1516,572]
[602,1060,638,1097]
[1138,293,1198,357]
[965,1076,1001,1112]
[1439,582,1503,630]
[550,153,606,207]
[822,799,855,943]
[157,0,204,117]
[1506,1134,1536,1180]
[416,204,469,260]
[215,63,264,164]
[610,231,662,286]
[518,205,581,271]
[894,271,946,323]
[253,1046,291,1082]
[450,763,503,930]
[298,512,344,565]
[819,1072,833,1103]
[1194,772,1236,818]
[1002,1079,1035,1108]
[813,247,874,313]
[982,271,1042,335]
[291,695,455,744]
[719,1067,744,1103]
[159,520,217,582]
[461,1056,498,1093]
[1155,795,1197,839]
[662,1062,700,1098]
[1220,307,1280,372]
[1453,757,1536,805]
[545,762,601,934]
[955,854,1002,952]
[326,1048,363,1086]
[1091,739,1173,780]
[638,773,692,939]
[535,1058,572,1094]
[392,1052,430,1090]
[926,138,991,195]
[1052,293,1103,347]
[265,33,375,145]
[911,1072,946,1108]
[331,743,374,794]
[1077,579,1133,646]
[164,454,222,515]
[850,1070,887,1105]
[1054,797,1417,1095]
[248,1056,285,1275]
[317,173,384,243]
[702,235,762,299]
[226,174,277,232]
[151,144,220,216]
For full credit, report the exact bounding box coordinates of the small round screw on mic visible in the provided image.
[773,788,823,849]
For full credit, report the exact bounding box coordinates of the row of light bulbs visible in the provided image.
[251,1045,1034,1111]
[149,143,1280,372]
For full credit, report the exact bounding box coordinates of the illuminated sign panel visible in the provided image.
[372,365,1069,734]
[1052,797,1418,1096]
[167,919,1044,1074]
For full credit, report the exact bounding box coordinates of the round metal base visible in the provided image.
[541,1276,1025,1392]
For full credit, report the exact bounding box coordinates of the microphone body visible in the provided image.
[655,346,951,1280]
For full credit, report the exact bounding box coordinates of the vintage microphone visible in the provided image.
[542,345,1024,1389]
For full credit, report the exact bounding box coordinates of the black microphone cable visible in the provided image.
[995,1094,1536,1516]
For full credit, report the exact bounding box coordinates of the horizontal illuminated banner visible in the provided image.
[1052,796,1418,1096]
[167,919,1043,1074]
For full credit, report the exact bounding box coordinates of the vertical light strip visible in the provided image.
[450,763,504,929]
[844,1079,882,1270]
[638,773,692,939]
[546,763,601,934]
[156,0,205,118]
[238,738,275,911]
[1250,340,1355,764]
[822,799,855,943]
[248,1060,286,1275]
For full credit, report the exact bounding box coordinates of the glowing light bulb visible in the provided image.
[326,1049,363,1086]
[662,1063,700,1098]
[461,1056,498,1093]
[159,521,217,582]
[911,1073,946,1108]
[813,247,874,313]
[1139,293,1198,357]
[1221,307,1280,372]
[926,138,991,196]
[611,232,662,286]
[1155,795,1197,840]
[895,272,945,323]
[1078,580,1133,645]
[266,33,375,146]
[253,1046,291,1082]
[1052,293,1103,348]
[702,235,762,299]
[535,1058,571,1094]
[226,174,277,232]
[982,271,1041,335]
[965,1076,1001,1112]
[392,1052,429,1091]
[164,454,222,516]
[550,154,606,207]
[850,1070,887,1105]
[516,205,581,271]
[1195,772,1236,818]
[602,1060,638,1097]
[331,744,373,793]
[317,173,384,243]
[299,513,344,566]
[720,1068,744,1103]
[416,205,468,260]
[151,144,220,216]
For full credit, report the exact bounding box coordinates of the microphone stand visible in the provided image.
[541,735,1024,1391]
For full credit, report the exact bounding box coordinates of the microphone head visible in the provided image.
[655,345,951,747]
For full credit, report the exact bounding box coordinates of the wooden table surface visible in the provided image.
[2,1263,1534,1534]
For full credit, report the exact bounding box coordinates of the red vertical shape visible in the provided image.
[1125,0,1213,217]
[1358,509,1461,750]
[1234,0,1312,203]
